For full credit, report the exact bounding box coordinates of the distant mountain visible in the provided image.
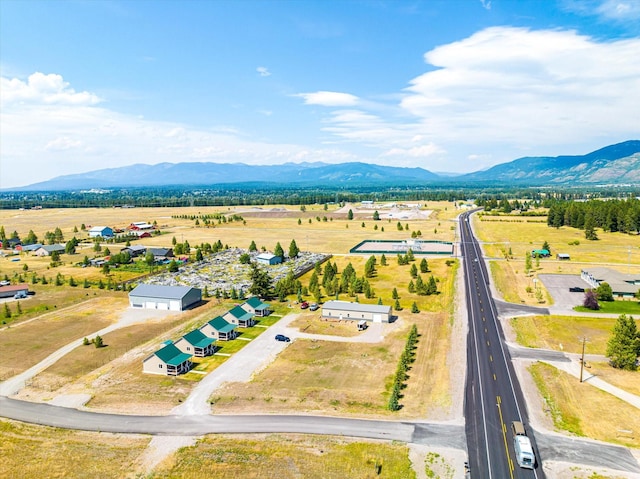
[16,161,441,191]
[9,140,640,191]
[460,140,640,184]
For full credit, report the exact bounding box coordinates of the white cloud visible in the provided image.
[297,91,360,106]
[1,72,101,106]
[299,27,640,171]
[563,0,640,21]
[480,0,492,10]
[256,66,271,77]
[45,137,82,151]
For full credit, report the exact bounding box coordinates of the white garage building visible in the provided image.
[129,284,201,311]
[321,300,392,323]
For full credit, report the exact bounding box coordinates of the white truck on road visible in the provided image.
[511,421,536,469]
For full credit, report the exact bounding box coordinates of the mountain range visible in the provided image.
[10,140,640,191]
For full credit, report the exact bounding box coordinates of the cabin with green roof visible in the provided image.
[223,305,256,327]
[199,316,238,341]
[143,342,192,376]
[240,297,272,317]
[174,329,216,357]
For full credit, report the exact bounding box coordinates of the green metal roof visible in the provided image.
[208,316,237,333]
[227,305,254,322]
[155,343,192,366]
[245,297,270,310]
[183,329,215,348]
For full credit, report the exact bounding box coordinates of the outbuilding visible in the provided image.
[256,253,282,265]
[321,300,392,323]
[88,226,114,238]
[556,253,570,260]
[129,284,201,311]
[0,284,29,299]
[143,342,192,376]
[34,244,65,257]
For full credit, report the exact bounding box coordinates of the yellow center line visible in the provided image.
[496,396,515,479]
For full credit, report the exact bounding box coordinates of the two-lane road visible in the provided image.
[461,210,545,479]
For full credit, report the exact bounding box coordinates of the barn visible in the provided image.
[129,284,201,311]
[321,300,392,323]
[256,253,282,265]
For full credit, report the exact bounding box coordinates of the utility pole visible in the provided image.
[580,336,586,383]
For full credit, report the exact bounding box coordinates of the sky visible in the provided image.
[1,0,639,189]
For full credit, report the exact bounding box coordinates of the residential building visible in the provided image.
[240,297,272,317]
[199,316,238,341]
[174,329,216,357]
[223,305,255,327]
[143,342,192,376]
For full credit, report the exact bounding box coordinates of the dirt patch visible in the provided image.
[290,315,362,337]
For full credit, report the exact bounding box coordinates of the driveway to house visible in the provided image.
[0,307,175,397]
[173,313,394,416]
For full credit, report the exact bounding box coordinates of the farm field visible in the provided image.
[529,362,640,449]
[0,419,149,479]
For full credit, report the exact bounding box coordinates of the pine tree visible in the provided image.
[411,301,419,313]
[394,299,402,311]
[347,209,354,220]
[3,303,11,319]
[380,254,387,266]
[392,287,399,300]
[410,264,418,278]
[606,315,640,370]
[274,242,284,260]
[288,239,299,258]
[94,335,104,348]
[420,258,429,273]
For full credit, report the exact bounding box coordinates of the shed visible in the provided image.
[241,297,272,317]
[199,316,238,341]
[256,253,282,265]
[321,300,392,323]
[174,329,216,357]
[88,226,114,238]
[0,284,29,299]
[129,284,201,311]
[34,244,65,257]
[556,253,570,260]
[143,342,192,376]
[223,305,255,327]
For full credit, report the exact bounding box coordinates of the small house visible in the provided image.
[174,329,216,357]
[240,297,272,317]
[88,226,114,238]
[34,244,65,257]
[223,305,256,327]
[142,342,192,376]
[199,316,238,341]
[256,253,282,265]
[556,253,570,260]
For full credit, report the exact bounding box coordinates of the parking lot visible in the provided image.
[538,274,590,312]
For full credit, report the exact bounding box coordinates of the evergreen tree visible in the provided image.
[373,210,380,220]
[195,248,203,261]
[168,260,179,273]
[408,280,415,293]
[411,301,420,313]
[347,209,354,220]
[94,335,104,348]
[596,282,614,302]
[606,315,640,371]
[392,287,399,300]
[274,242,284,260]
[380,254,387,266]
[419,258,429,273]
[584,213,598,240]
[426,275,438,295]
[394,299,402,311]
[249,262,273,299]
[3,303,11,319]
[525,251,532,274]
[410,263,418,278]
[249,240,258,252]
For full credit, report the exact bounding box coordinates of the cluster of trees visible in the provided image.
[388,324,419,411]
[547,198,640,237]
[408,275,438,296]
[480,198,533,213]
[582,282,615,310]
[43,227,65,245]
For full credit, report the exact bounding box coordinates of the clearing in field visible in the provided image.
[529,362,640,449]
[151,434,415,479]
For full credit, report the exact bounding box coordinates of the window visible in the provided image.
[159,364,163,368]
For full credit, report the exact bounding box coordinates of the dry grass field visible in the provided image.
[0,296,127,380]
[473,213,640,306]
[151,434,415,479]
[529,362,640,449]
[289,313,362,337]
[0,419,149,479]
[587,361,640,397]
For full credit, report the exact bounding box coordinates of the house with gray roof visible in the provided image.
[129,284,201,311]
[581,268,640,298]
[174,329,216,357]
[223,305,255,327]
[34,244,65,257]
[143,342,192,376]
[240,297,272,317]
[199,316,238,341]
[321,300,392,323]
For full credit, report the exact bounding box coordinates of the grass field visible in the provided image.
[509,315,630,354]
[151,434,415,479]
[574,301,640,315]
[0,419,149,479]
[529,362,640,448]
[0,296,127,380]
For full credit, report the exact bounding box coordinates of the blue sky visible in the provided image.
[1,0,639,188]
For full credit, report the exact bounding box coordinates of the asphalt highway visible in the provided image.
[461,210,545,479]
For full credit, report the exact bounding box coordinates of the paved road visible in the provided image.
[461,210,544,479]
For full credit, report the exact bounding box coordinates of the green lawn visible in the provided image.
[574,301,640,315]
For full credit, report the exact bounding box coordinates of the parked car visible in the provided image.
[0,280,10,286]
[309,303,319,311]
[300,301,309,309]
[14,292,27,299]
[275,334,291,342]
[569,286,585,293]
